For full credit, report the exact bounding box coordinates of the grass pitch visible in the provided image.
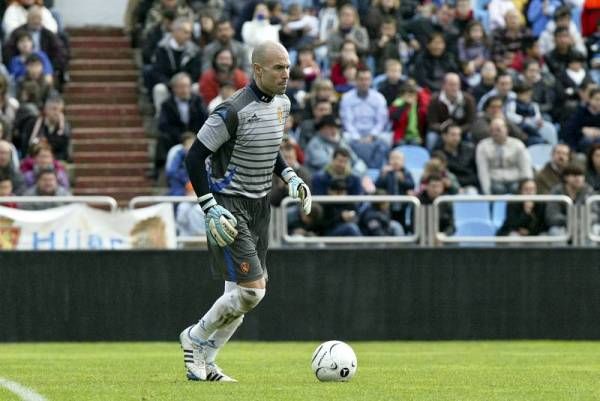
[1,341,599,401]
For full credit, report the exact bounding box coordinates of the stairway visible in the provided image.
[65,27,155,206]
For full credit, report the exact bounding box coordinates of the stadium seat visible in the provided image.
[408,168,423,187]
[492,201,507,229]
[527,143,553,171]
[453,201,491,225]
[394,145,430,170]
[455,219,497,237]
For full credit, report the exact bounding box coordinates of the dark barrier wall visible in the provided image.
[1,248,600,341]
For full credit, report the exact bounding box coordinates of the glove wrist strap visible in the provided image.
[198,193,217,212]
[281,167,297,183]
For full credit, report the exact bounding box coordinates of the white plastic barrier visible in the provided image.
[0,196,118,212]
[585,195,600,243]
[432,194,574,244]
[280,195,421,244]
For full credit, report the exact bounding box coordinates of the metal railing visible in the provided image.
[0,196,119,212]
[585,195,600,243]
[432,195,574,244]
[280,195,421,244]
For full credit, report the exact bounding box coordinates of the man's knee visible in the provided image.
[236,286,266,313]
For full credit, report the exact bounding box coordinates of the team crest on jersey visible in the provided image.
[277,107,283,124]
[240,262,250,273]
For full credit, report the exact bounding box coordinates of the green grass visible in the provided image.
[1,342,600,401]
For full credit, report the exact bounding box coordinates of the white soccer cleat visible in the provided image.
[179,326,208,381]
[206,362,238,382]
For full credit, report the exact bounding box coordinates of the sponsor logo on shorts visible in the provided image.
[240,262,250,273]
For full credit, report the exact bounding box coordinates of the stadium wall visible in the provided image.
[1,249,600,342]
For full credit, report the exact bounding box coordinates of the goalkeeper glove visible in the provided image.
[198,193,238,247]
[282,167,312,215]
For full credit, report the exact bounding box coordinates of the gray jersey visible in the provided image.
[197,85,291,199]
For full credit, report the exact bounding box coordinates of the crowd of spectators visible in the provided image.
[0,0,71,210]
[123,0,600,239]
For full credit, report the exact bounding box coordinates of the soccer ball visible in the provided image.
[311,340,357,382]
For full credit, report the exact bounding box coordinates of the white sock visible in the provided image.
[205,315,244,363]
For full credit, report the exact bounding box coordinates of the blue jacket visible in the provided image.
[9,51,53,79]
[165,147,189,196]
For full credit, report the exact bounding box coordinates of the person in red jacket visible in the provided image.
[389,80,430,146]
[198,48,248,105]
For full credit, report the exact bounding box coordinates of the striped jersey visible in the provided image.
[197,82,291,199]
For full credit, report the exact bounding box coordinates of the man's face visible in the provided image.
[35,149,53,167]
[44,102,62,122]
[566,174,585,191]
[490,119,508,143]
[37,173,57,194]
[381,22,395,38]
[356,71,372,92]
[0,144,10,167]
[0,180,12,196]
[27,12,42,29]
[386,63,402,81]
[443,75,460,98]
[552,145,570,169]
[17,37,33,55]
[331,154,349,174]
[26,61,43,79]
[313,103,332,120]
[485,100,504,117]
[426,180,445,199]
[254,47,290,96]
[496,76,513,96]
[389,151,404,170]
[319,125,339,141]
[524,63,541,83]
[172,23,192,45]
[215,50,233,71]
[427,35,445,57]
[216,22,233,42]
[555,31,572,49]
[339,7,355,28]
[173,77,192,99]
[443,127,462,147]
[520,180,536,195]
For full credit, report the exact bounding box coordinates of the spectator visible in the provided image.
[4,6,67,84]
[420,153,461,195]
[377,59,407,106]
[476,117,533,194]
[526,0,564,38]
[312,147,362,196]
[364,0,404,41]
[544,26,580,76]
[302,78,338,120]
[340,67,390,169]
[16,53,52,111]
[326,4,369,61]
[538,5,586,57]
[359,189,405,236]
[21,143,68,189]
[2,1,57,38]
[199,48,248,106]
[8,31,53,83]
[206,80,235,113]
[196,12,216,50]
[241,2,280,59]
[405,3,459,53]
[0,173,17,208]
[471,60,497,102]
[270,140,312,207]
[295,46,321,88]
[546,164,597,236]
[202,19,249,74]
[141,9,175,65]
[389,80,428,147]
[143,0,195,38]
[329,40,364,89]
[458,20,490,71]
[287,202,323,237]
[426,73,476,150]
[471,95,528,144]
[477,73,516,111]
[21,165,71,210]
[375,149,415,231]
[535,143,571,194]
[487,0,517,32]
[278,3,318,51]
[454,0,475,33]
[372,16,407,75]
[586,143,600,191]
[21,94,70,161]
[411,31,459,93]
[304,114,367,176]
[0,74,20,141]
[437,123,479,192]
[554,51,594,125]
[298,99,332,149]
[165,132,195,196]
[561,87,600,153]
[520,59,556,120]
[418,173,455,236]
[490,9,532,65]
[176,181,206,237]
[0,139,25,195]
[505,82,558,145]
[156,72,207,173]
[150,17,201,113]
[317,177,362,237]
[496,178,547,236]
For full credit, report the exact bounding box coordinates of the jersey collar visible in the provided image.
[250,80,274,103]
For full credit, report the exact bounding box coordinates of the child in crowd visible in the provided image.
[506,82,556,145]
[0,174,17,208]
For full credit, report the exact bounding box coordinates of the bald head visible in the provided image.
[443,73,461,98]
[252,41,290,96]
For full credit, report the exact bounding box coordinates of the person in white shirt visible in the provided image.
[2,1,57,38]
[476,117,533,194]
[241,3,280,62]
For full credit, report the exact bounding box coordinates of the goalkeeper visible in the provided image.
[179,41,311,382]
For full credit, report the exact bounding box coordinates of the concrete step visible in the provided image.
[65,82,137,95]
[70,36,130,49]
[71,127,147,139]
[75,175,153,188]
[72,138,151,152]
[66,104,139,117]
[70,69,138,83]
[72,151,149,163]
[72,47,133,59]
[73,187,156,205]
[74,162,152,177]
[68,27,124,37]
[69,116,143,128]
[65,92,138,105]
[70,59,136,71]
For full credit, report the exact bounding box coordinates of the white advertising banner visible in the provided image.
[0,203,177,250]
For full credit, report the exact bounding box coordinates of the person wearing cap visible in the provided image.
[20,165,71,210]
[304,113,366,176]
[546,163,598,236]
